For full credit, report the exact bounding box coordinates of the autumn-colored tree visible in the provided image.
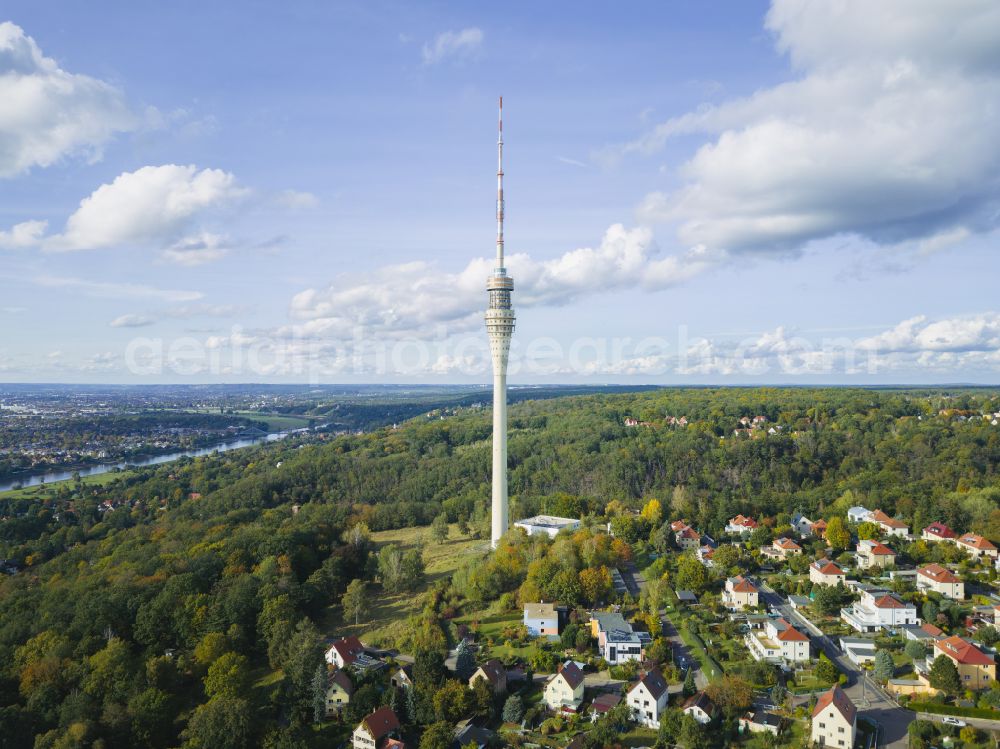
[641,498,663,526]
[825,517,851,550]
[705,675,753,719]
[579,566,613,605]
[857,521,882,540]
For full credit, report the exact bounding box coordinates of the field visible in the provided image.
[325,524,484,645]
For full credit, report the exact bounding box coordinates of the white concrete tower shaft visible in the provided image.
[486,96,515,548]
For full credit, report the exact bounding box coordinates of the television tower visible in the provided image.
[486,97,515,548]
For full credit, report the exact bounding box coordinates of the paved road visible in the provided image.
[759,582,913,749]
[659,610,708,689]
[917,712,1000,732]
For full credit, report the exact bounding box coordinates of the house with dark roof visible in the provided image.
[544,661,585,712]
[740,710,783,736]
[682,691,717,725]
[626,667,669,728]
[469,659,507,695]
[326,669,354,717]
[326,636,365,669]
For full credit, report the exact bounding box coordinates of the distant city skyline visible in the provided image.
[2,1,1000,384]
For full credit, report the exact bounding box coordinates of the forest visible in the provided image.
[1,387,999,748]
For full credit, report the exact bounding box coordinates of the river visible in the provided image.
[0,432,293,493]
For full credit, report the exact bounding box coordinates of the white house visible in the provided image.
[809,559,846,586]
[917,564,965,600]
[352,707,401,749]
[544,661,585,712]
[841,589,919,632]
[811,684,857,749]
[744,617,810,664]
[602,629,644,665]
[682,692,717,725]
[922,522,957,543]
[772,538,803,558]
[791,512,814,537]
[514,515,580,538]
[725,515,758,535]
[847,507,872,524]
[723,575,759,610]
[856,540,896,569]
[675,525,701,551]
[627,668,669,729]
[326,636,365,668]
[869,510,909,538]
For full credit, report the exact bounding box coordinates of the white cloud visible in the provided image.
[0,22,136,177]
[288,224,716,338]
[164,303,247,319]
[615,0,1000,256]
[159,232,230,266]
[421,27,483,65]
[0,219,46,249]
[41,164,246,251]
[275,189,319,209]
[33,275,203,302]
[109,313,154,328]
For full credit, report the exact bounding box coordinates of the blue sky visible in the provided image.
[2,0,1000,383]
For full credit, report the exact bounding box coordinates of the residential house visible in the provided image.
[954,533,998,561]
[682,692,717,725]
[773,538,802,558]
[524,602,561,636]
[326,669,354,717]
[869,510,909,538]
[917,564,965,600]
[811,684,857,749]
[390,665,413,690]
[740,711,783,736]
[788,594,811,610]
[723,576,759,610]
[326,636,365,669]
[627,668,669,729]
[745,617,810,664]
[675,525,701,551]
[900,623,943,645]
[856,540,896,570]
[922,522,957,543]
[352,707,402,749]
[590,611,629,642]
[514,515,580,538]
[601,629,645,665]
[810,559,846,587]
[469,659,507,696]
[929,636,997,690]
[847,507,872,524]
[886,673,942,698]
[453,723,494,749]
[697,544,716,567]
[725,515,758,535]
[841,589,919,633]
[791,512,814,537]
[544,661,586,712]
[670,519,690,533]
[812,519,828,539]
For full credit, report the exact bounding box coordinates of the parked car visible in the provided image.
[942,717,967,727]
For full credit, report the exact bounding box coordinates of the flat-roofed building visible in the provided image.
[514,515,580,538]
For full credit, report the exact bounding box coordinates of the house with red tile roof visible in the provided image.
[772,537,802,558]
[842,589,919,632]
[725,514,759,535]
[723,575,759,610]
[917,564,965,599]
[954,533,998,561]
[929,636,997,690]
[352,707,401,749]
[809,559,846,586]
[856,539,896,569]
[921,522,957,542]
[811,685,856,749]
[326,636,365,668]
[869,509,909,537]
